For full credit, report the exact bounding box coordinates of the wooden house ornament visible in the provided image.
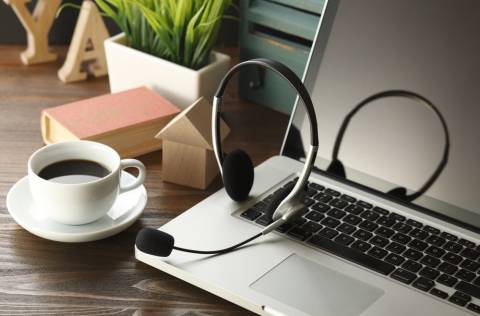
[156,97,230,189]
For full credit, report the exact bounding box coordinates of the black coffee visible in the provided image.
[38,159,110,184]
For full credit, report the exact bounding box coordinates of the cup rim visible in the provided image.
[28,140,121,187]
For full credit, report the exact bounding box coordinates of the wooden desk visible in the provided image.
[0,46,289,315]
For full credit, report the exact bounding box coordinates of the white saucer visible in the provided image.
[6,171,147,243]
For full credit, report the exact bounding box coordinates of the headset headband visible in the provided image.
[212,59,319,222]
[212,58,319,168]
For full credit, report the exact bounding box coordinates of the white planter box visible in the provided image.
[104,33,231,109]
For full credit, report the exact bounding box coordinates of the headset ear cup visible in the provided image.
[222,149,254,201]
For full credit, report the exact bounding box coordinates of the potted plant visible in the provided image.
[97,0,232,108]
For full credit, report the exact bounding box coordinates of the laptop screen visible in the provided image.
[281,0,480,230]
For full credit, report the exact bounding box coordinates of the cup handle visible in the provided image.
[119,159,146,194]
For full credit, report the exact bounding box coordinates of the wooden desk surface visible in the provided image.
[0,46,289,315]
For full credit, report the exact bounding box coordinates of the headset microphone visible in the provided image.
[136,227,263,257]
[135,58,319,258]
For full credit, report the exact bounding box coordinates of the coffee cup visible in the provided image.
[28,140,146,225]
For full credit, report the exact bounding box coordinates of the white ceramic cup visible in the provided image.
[28,140,146,225]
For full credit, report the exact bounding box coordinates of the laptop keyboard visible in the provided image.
[240,178,480,314]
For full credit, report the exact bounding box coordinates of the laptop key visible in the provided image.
[386,242,406,254]
[420,255,440,268]
[419,267,440,280]
[344,214,362,225]
[377,216,396,227]
[302,221,323,233]
[402,260,422,273]
[461,248,480,260]
[359,220,378,232]
[389,213,406,222]
[345,204,364,215]
[438,262,458,275]
[406,219,423,228]
[456,269,476,282]
[370,235,389,248]
[241,208,262,221]
[353,229,372,241]
[426,235,446,247]
[287,227,312,241]
[458,238,476,249]
[391,233,411,245]
[437,274,458,287]
[409,228,429,240]
[461,259,480,272]
[412,277,434,292]
[360,210,380,222]
[329,199,348,209]
[440,231,458,241]
[327,208,346,219]
[443,241,463,253]
[351,240,371,252]
[424,225,440,235]
[467,303,480,314]
[390,268,416,284]
[403,248,422,261]
[275,222,293,233]
[255,215,273,226]
[385,253,405,266]
[316,193,334,203]
[372,206,389,216]
[290,217,306,227]
[408,239,428,251]
[376,226,395,238]
[324,188,341,197]
[357,200,373,209]
[367,247,388,259]
[318,227,339,239]
[305,211,325,222]
[337,223,356,235]
[425,245,445,258]
[308,182,324,191]
[321,217,340,228]
[449,292,470,307]
[335,234,355,246]
[430,288,449,299]
[312,202,331,213]
[456,281,480,300]
[392,222,413,234]
[306,187,318,197]
[307,234,395,275]
[442,252,463,264]
[340,194,356,203]
[474,276,480,286]
[303,198,315,207]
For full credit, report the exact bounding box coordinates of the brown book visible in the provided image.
[41,87,180,157]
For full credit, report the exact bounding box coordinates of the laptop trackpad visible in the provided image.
[250,254,384,316]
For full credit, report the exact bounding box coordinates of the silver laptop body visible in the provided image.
[136,1,480,315]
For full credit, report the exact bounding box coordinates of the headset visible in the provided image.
[326,90,450,202]
[135,58,319,258]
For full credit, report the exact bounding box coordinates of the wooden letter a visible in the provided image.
[4,0,61,65]
[58,0,109,83]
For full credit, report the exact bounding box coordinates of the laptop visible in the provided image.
[135,0,480,315]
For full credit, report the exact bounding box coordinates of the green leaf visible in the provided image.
[72,0,232,69]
